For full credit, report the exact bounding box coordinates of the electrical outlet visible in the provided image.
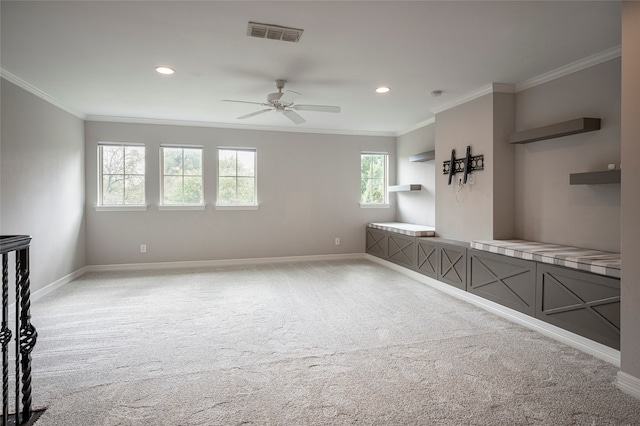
[140,244,147,253]
[468,174,475,185]
[335,238,341,246]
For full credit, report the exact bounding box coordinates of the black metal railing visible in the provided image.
[0,236,41,426]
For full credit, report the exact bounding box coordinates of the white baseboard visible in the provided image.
[31,266,90,303]
[365,254,621,367]
[26,254,365,303]
[86,253,366,272]
[616,371,640,400]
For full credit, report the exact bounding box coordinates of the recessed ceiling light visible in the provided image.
[155,66,175,75]
[375,86,391,94]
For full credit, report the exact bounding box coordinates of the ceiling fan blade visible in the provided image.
[292,104,341,113]
[283,109,306,124]
[223,99,270,107]
[278,90,302,106]
[238,109,272,119]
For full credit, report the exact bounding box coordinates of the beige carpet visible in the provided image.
[20,259,640,425]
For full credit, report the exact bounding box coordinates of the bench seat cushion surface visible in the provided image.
[471,239,620,278]
[368,222,436,237]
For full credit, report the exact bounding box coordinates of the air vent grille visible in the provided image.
[247,22,303,43]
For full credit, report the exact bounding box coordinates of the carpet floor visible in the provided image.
[19,259,640,425]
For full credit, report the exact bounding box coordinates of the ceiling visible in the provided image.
[0,1,621,136]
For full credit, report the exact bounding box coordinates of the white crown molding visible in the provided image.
[430,83,516,116]
[85,115,396,138]
[396,117,436,137]
[616,371,640,400]
[516,45,621,92]
[425,45,619,120]
[0,67,86,119]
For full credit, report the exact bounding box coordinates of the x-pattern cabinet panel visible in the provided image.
[437,240,468,290]
[536,264,620,349]
[387,234,416,269]
[416,238,438,278]
[365,228,388,258]
[467,249,537,316]
[365,227,417,269]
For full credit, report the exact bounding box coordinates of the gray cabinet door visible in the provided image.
[388,233,416,269]
[438,242,468,290]
[416,238,438,278]
[366,228,388,258]
[536,264,620,349]
[468,249,536,316]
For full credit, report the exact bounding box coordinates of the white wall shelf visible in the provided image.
[388,184,422,192]
[409,150,435,162]
[508,117,601,144]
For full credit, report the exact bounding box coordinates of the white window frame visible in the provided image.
[96,142,147,211]
[360,151,390,208]
[216,147,258,210]
[159,144,205,210]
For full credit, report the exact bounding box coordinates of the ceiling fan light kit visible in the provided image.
[223,80,341,125]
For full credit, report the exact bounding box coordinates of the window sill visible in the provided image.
[215,205,259,211]
[360,203,391,209]
[95,205,148,212]
[158,205,206,211]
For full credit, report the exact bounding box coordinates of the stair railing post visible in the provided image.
[0,254,11,426]
[18,246,37,425]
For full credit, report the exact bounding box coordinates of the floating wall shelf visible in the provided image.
[388,184,422,192]
[570,170,621,185]
[409,150,435,162]
[508,117,601,144]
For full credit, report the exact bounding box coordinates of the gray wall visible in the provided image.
[514,59,621,252]
[492,92,516,239]
[85,121,396,265]
[395,124,436,226]
[434,94,496,241]
[1,78,86,292]
[621,0,640,384]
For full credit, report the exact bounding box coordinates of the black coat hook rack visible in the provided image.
[442,145,484,185]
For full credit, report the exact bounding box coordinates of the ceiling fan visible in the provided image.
[223,80,341,124]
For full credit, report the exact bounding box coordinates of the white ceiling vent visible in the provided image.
[247,22,303,43]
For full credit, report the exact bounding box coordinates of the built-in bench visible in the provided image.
[470,239,620,279]
[469,240,620,349]
[367,222,436,237]
[365,227,621,350]
[365,223,468,289]
[365,222,436,269]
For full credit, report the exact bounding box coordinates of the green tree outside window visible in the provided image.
[361,153,387,204]
[161,147,203,205]
[218,149,256,205]
[100,144,145,205]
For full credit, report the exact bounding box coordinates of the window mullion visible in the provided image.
[235,154,239,203]
[181,151,185,204]
[122,146,127,203]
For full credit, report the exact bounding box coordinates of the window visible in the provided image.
[217,148,257,206]
[360,152,388,204]
[98,143,145,206]
[160,146,203,206]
